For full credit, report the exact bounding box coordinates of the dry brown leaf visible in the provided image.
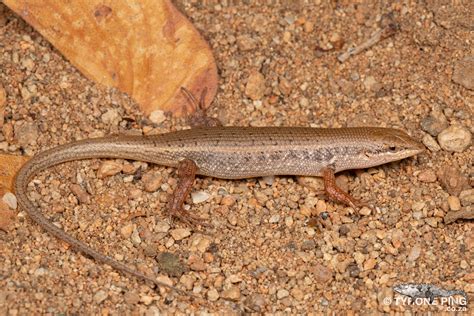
[0,154,30,191]
[3,0,218,116]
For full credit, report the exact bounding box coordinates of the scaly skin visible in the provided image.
[14,126,424,293]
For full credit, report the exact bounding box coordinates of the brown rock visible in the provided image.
[437,166,469,196]
[2,122,14,142]
[221,286,240,301]
[142,171,162,192]
[417,169,437,183]
[245,70,265,100]
[452,56,474,90]
[237,35,257,51]
[438,126,472,152]
[304,21,314,33]
[420,110,448,136]
[70,184,90,204]
[97,160,122,178]
[312,264,333,283]
[278,78,292,95]
[124,291,140,305]
[120,223,134,239]
[363,258,377,270]
[13,121,39,146]
[188,254,206,271]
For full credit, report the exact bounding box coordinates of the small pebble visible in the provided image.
[363,258,377,270]
[207,288,220,301]
[437,166,469,196]
[262,175,274,185]
[422,134,441,152]
[170,228,191,241]
[154,221,170,233]
[146,307,160,316]
[2,192,17,210]
[276,289,289,299]
[407,244,421,261]
[269,214,280,223]
[120,223,134,239]
[459,189,474,206]
[69,184,90,204]
[13,121,38,146]
[359,207,371,216]
[157,253,186,276]
[142,172,162,192]
[221,286,240,301]
[97,161,122,178]
[304,21,314,33]
[291,287,304,301]
[131,228,142,245]
[412,201,426,212]
[452,56,474,90]
[245,70,265,100]
[437,126,471,152]
[220,195,236,206]
[101,108,121,125]
[244,294,266,312]
[420,110,448,136]
[190,235,212,253]
[237,35,257,51]
[447,196,461,211]
[278,78,292,95]
[191,191,210,204]
[180,275,195,290]
[149,110,166,124]
[312,264,333,283]
[417,169,437,183]
[363,76,378,92]
[188,255,206,271]
[93,290,108,304]
[140,295,154,305]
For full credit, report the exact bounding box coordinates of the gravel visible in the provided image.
[1,1,472,314]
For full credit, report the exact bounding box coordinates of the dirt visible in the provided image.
[0,1,472,314]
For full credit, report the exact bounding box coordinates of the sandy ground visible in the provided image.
[0,1,472,314]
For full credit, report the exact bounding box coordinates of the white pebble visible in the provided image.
[422,134,441,152]
[269,214,280,223]
[149,110,166,124]
[2,192,17,209]
[170,228,191,241]
[101,108,121,125]
[191,191,210,204]
[276,289,289,299]
[437,126,471,152]
[93,290,108,304]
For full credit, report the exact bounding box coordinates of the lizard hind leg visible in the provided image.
[167,158,212,227]
[180,87,222,128]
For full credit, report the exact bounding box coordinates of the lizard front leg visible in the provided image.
[321,167,368,208]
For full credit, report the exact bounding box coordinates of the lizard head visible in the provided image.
[360,127,425,166]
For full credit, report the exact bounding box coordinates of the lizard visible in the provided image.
[14,89,425,294]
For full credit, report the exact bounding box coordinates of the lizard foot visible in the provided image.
[181,87,222,128]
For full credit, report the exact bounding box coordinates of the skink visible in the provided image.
[14,126,424,292]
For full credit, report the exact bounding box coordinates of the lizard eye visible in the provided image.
[384,144,398,153]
